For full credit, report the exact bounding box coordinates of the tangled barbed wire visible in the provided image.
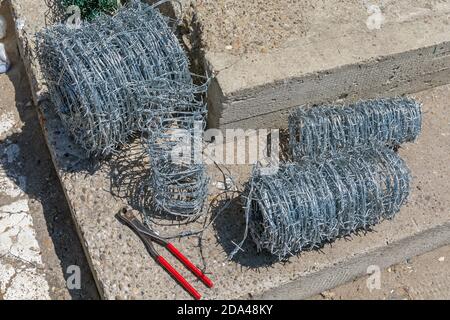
[239,147,411,260]
[37,0,209,216]
[289,98,422,160]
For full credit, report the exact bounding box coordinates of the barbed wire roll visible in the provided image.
[36,0,197,156]
[146,104,209,217]
[37,1,210,216]
[289,98,422,161]
[241,147,411,260]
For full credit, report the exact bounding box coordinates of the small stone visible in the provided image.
[16,18,25,31]
[438,256,445,262]
[225,45,233,50]
[320,290,335,299]
[182,35,192,50]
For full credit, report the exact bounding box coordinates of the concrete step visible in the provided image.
[0,2,98,298]
[178,0,450,128]
[10,0,450,299]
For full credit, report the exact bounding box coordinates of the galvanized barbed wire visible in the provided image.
[289,98,422,161]
[145,107,209,217]
[234,147,411,260]
[36,0,196,156]
[37,0,210,216]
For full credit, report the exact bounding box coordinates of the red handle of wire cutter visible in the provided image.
[157,255,201,300]
[166,243,214,288]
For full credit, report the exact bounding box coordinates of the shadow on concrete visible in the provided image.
[210,189,279,269]
[108,141,155,217]
[0,2,98,299]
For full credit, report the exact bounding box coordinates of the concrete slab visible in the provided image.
[179,0,450,128]
[10,0,450,299]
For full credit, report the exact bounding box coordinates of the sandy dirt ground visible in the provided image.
[313,244,449,300]
[0,1,97,300]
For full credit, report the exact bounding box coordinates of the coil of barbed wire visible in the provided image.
[36,0,197,156]
[37,1,210,216]
[242,147,411,260]
[289,98,422,161]
[145,106,209,217]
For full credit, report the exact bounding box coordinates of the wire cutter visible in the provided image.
[117,208,213,300]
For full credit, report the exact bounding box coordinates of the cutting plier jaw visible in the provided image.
[116,207,162,258]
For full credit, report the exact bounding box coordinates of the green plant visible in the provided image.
[62,0,122,20]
